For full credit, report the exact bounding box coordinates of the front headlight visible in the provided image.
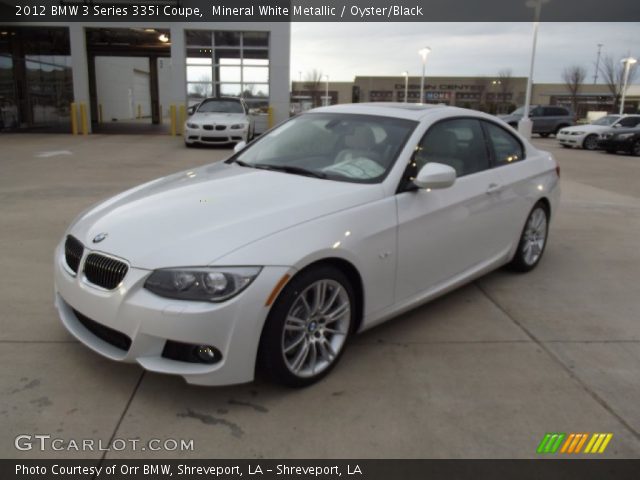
[616,133,634,140]
[230,123,247,130]
[144,267,262,302]
[186,122,200,129]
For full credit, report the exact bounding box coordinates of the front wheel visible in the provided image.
[539,132,550,138]
[509,203,549,272]
[631,140,640,157]
[583,134,599,151]
[257,265,354,387]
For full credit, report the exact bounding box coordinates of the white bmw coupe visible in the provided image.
[54,103,559,387]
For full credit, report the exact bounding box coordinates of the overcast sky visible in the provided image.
[290,23,639,83]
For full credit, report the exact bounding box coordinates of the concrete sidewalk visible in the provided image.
[1,134,639,459]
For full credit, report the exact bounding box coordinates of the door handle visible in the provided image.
[486,183,503,194]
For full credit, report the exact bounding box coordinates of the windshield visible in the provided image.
[197,99,244,114]
[592,115,620,126]
[233,113,417,183]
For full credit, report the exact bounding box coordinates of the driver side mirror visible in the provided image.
[233,141,247,153]
[413,163,457,190]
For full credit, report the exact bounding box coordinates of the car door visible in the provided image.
[395,117,510,302]
[530,106,546,133]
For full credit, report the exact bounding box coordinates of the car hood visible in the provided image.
[68,162,382,269]
[189,112,246,124]
[560,124,608,133]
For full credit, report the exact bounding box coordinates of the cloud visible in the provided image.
[291,22,640,83]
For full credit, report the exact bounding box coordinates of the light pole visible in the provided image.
[593,43,603,84]
[402,71,409,102]
[418,47,431,104]
[324,74,330,106]
[491,79,502,113]
[519,0,549,139]
[619,57,638,115]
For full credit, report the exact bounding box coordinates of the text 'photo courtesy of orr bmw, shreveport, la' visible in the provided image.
[54,103,559,387]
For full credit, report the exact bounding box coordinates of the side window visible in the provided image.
[618,116,640,128]
[484,122,525,167]
[415,118,490,177]
[530,107,543,117]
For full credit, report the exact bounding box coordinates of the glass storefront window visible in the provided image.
[214,31,241,47]
[242,67,269,83]
[243,32,269,47]
[186,30,211,47]
[218,83,242,97]
[187,82,212,102]
[219,66,241,82]
[187,48,212,65]
[187,65,212,83]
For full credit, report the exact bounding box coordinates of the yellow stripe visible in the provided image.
[560,434,575,453]
[584,434,598,453]
[598,434,613,453]
[574,433,589,453]
[590,434,605,453]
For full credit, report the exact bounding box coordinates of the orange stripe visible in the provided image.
[560,434,575,453]
[265,274,291,306]
[567,434,581,453]
[574,433,589,453]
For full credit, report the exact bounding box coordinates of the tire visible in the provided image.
[508,202,549,273]
[582,134,599,151]
[539,133,550,138]
[631,140,640,157]
[561,144,572,149]
[257,265,355,387]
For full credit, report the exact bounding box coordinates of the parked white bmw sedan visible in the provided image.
[556,114,640,150]
[184,97,254,147]
[54,104,559,387]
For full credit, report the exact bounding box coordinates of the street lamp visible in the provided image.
[619,57,637,115]
[402,71,409,103]
[519,0,550,139]
[324,74,330,106]
[418,47,431,104]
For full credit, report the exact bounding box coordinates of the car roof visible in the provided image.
[310,103,487,121]
[201,97,243,102]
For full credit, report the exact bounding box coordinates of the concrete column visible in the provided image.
[169,24,186,106]
[269,23,291,125]
[69,24,91,133]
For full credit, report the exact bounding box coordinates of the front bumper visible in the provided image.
[184,125,247,145]
[53,240,291,386]
[556,132,585,147]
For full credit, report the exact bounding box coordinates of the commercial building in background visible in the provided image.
[0,22,290,133]
[291,76,639,119]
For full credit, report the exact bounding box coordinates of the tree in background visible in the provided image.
[599,54,639,112]
[497,69,514,113]
[562,65,587,116]
[303,69,324,107]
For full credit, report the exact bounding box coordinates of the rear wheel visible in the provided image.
[257,265,354,387]
[582,134,598,151]
[509,203,549,272]
[539,133,550,138]
[631,140,640,157]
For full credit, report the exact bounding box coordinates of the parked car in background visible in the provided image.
[597,127,640,156]
[557,115,640,150]
[184,97,255,147]
[54,103,560,387]
[500,105,574,137]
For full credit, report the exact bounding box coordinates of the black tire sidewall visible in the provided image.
[257,265,355,387]
[509,203,549,273]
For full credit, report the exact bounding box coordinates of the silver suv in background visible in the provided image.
[500,105,574,137]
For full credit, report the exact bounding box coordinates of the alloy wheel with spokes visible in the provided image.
[258,265,355,387]
[583,134,598,151]
[509,203,549,272]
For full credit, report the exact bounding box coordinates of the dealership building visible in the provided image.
[0,20,290,133]
[292,76,640,118]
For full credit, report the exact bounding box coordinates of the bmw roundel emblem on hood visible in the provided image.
[93,232,108,243]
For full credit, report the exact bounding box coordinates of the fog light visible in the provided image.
[195,345,218,364]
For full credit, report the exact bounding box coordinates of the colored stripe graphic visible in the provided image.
[539,433,613,454]
[537,433,565,454]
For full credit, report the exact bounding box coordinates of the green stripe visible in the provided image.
[537,433,552,454]
[550,433,566,453]
[544,434,559,453]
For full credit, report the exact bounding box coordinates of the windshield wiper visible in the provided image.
[229,158,254,167]
[252,164,327,179]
